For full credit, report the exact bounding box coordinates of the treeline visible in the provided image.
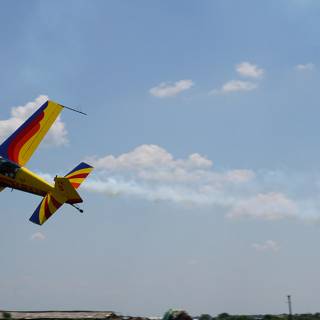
[2,311,320,320]
[197,313,320,320]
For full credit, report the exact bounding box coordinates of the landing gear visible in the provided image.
[71,204,84,213]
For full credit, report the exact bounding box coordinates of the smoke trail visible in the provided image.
[38,145,320,222]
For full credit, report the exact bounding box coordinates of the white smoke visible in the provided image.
[81,145,320,222]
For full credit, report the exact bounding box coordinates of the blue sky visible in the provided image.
[1,0,320,316]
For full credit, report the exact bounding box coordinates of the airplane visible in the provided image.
[0,100,93,225]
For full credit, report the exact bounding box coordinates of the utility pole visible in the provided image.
[287,295,293,320]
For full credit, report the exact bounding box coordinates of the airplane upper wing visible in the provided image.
[0,100,63,166]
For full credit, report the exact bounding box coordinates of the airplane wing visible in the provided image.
[29,192,65,225]
[0,101,63,166]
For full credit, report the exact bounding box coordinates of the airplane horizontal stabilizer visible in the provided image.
[29,193,65,225]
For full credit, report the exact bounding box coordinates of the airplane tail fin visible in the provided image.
[64,162,93,189]
[29,162,93,225]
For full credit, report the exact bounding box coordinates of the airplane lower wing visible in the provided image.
[0,100,63,167]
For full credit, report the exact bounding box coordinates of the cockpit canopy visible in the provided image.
[0,157,20,179]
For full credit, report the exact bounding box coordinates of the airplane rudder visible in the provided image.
[65,162,93,189]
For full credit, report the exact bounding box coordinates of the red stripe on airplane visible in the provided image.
[67,173,89,179]
[8,112,45,163]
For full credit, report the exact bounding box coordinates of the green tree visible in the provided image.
[2,312,11,320]
[199,314,212,320]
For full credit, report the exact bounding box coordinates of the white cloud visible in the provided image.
[0,95,68,146]
[83,145,305,222]
[30,232,46,241]
[252,240,279,252]
[295,63,315,71]
[32,144,320,223]
[92,145,212,171]
[225,169,256,183]
[149,80,194,98]
[227,192,297,220]
[211,80,258,95]
[236,62,264,78]
[87,145,257,207]
[36,171,55,183]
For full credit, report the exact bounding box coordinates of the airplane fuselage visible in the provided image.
[0,157,53,197]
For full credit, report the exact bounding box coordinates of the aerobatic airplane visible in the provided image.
[0,100,93,225]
